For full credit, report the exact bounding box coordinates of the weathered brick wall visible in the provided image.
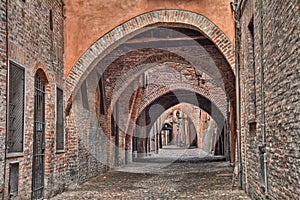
[0,0,7,195]
[2,0,67,199]
[139,62,227,117]
[239,0,261,197]
[262,1,299,199]
[240,0,300,199]
[70,71,110,185]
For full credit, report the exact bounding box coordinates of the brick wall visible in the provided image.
[0,0,7,195]
[2,0,66,199]
[240,0,300,199]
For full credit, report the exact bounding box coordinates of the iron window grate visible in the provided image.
[56,88,64,150]
[8,62,25,153]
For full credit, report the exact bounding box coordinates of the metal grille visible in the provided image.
[9,163,19,198]
[8,62,25,153]
[32,74,45,200]
[56,88,64,150]
[81,80,89,110]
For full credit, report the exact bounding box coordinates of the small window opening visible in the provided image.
[249,122,256,135]
[50,9,53,31]
[56,88,64,151]
[98,77,105,115]
[9,163,19,198]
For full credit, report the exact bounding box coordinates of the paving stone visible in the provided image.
[50,148,249,200]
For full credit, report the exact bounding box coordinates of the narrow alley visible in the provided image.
[51,146,249,200]
[0,0,298,199]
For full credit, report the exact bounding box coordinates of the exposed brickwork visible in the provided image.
[1,1,67,199]
[95,44,234,117]
[0,0,7,194]
[138,63,227,117]
[239,0,300,199]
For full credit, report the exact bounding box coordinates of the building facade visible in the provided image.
[0,0,67,198]
[0,0,298,199]
[238,0,299,199]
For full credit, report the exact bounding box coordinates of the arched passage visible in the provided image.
[68,11,237,173]
[131,89,226,157]
[137,89,224,135]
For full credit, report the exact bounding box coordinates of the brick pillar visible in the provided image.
[136,112,146,158]
[125,134,132,164]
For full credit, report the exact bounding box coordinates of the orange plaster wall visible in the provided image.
[63,0,235,78]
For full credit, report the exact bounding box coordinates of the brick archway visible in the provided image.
[107,49,229,112]
[138,83,227,118]
[65,9,235,100]
[136,89,225,134]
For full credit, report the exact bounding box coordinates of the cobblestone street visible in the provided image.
[51,147,249,200]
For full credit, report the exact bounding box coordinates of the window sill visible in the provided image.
[6,152,24,158]
[56,149,65,154]
[247,119,257,124]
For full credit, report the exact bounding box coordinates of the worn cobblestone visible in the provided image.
[51,147,249,200]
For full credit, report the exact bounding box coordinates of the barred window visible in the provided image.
[8,61,25,153]
[56,88,64,151]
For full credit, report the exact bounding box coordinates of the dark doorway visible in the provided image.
[162,123,173,145]
[188,118,198,148]
[214,127,225,156]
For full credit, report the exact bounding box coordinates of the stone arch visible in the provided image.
[139,83,227,118]
[107,49,228,112]
[136,89,225,132]
[65,9,235,100]
[156,103,202,147]
[108,50,193,109]
[155,109,199,147]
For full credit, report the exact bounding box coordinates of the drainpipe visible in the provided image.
[231,0,242,189]
[258,0,268,195]
[3,0,9,199]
